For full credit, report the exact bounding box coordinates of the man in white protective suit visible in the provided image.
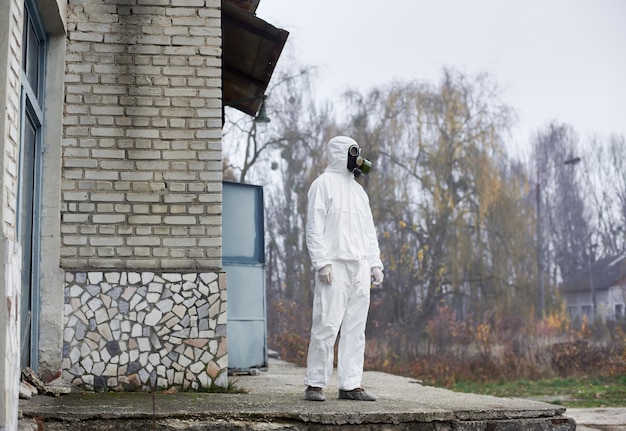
[303,136,384,402]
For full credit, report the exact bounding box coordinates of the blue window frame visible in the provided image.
[18,0,47,369]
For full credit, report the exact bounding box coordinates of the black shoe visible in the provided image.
[338,388,377,401]
[304,386,326,401]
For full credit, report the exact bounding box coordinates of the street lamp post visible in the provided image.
[536,156,581,319]
[589,242,598,320]
[536,180,544,319]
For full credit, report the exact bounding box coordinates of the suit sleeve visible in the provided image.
[364,194,384,270]
[305,179,332,271]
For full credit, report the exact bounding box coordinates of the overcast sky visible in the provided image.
[256,0,626,158]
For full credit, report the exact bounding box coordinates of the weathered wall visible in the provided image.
[0,0,25,427]
[62,271,227,391]
[0,0,22,241]
[61,0,226,391]
[564,286,625,322]
[607,284,626,319]
[2,0,67,426]
[38,0,69,378]
[62,0,223,271]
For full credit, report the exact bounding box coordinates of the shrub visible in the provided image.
[269,297,625,386]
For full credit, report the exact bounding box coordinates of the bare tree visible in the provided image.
[581,134,626,256]
[531,122,589,308]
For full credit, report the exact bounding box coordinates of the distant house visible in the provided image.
[560,253,626,322]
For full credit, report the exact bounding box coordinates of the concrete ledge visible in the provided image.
[18,358,575,430]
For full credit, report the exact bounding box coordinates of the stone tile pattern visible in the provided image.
[62,0,223,270]
[62,271,228,391]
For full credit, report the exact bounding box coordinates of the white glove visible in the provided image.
[318,265,333,284]
[371,267,384,285]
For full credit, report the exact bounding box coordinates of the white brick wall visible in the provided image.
[0,0,24,426]
[1,0,22,241]
[63,0,222,270]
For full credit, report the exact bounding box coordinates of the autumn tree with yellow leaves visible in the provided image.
[339,70,539,357]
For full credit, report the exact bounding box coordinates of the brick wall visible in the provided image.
[60,0,229,391]
[63,0,223,271]
[1,0,24,427]
[1,0,22,240]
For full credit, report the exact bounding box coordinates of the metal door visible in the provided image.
[223,182,267,372]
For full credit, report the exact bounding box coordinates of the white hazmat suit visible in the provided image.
[304,136,384,397]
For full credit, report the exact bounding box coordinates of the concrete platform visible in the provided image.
[18,358,576,430]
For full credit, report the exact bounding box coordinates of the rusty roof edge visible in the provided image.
[222,1,289,117]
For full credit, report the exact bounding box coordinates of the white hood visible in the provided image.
[325,136,358,174]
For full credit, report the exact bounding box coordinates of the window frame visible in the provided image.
[17,0,47,369]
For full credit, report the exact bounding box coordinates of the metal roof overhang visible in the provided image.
[222,1,289,117]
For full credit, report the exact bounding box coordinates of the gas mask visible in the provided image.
[347,144,372,178]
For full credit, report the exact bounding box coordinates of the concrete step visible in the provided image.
[18,358,575,430]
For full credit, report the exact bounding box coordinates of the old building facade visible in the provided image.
[561,253,626,323]
[0,0,286,428]
[2,1,68,428]
[59,0,227,392]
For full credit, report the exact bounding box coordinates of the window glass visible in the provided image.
[21,7,41,98]
[27,21,40,96]
[223,182,264,263]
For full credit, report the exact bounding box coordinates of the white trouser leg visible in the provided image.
[304,262,347,388]
[337,259,370,390]
[304,260,349,388]
[304,259,371,390]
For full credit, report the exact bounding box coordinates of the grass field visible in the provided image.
[451,375,626,408]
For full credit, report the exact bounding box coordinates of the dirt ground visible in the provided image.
[565,407,626,431]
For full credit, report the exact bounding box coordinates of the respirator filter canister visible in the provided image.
[348,144,372,177]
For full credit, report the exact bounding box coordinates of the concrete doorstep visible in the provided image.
[18,358,577,430]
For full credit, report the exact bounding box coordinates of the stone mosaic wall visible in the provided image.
[62,271,227,391]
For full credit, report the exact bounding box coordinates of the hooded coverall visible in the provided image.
[304,136,384,391]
